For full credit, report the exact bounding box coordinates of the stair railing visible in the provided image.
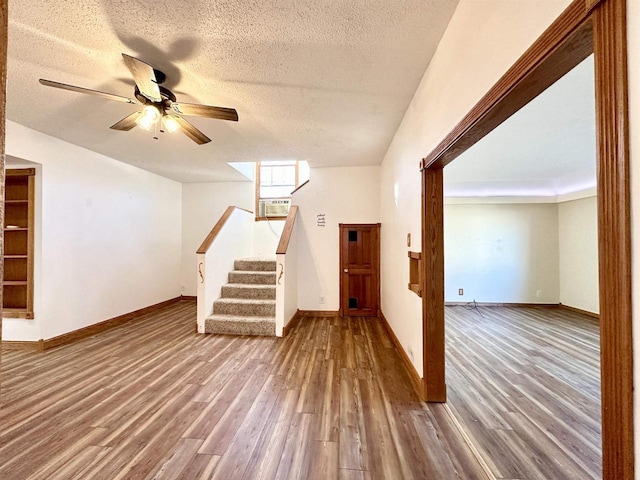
[196,206,254,333]
[275,205,299,335]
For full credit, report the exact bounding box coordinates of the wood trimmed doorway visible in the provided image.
[339,223,381,317]
[0,0,6,343]
[419,0,632,478]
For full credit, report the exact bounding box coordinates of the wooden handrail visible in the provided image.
[196,206,252,254]
[276,206,299,254]
[290,180,309,195]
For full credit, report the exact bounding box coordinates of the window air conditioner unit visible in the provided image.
[260,198,291,217]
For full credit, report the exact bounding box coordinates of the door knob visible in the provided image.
[343,269,349,273]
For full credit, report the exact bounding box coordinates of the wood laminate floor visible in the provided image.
[0,301,486,480]
[446,305,601,480]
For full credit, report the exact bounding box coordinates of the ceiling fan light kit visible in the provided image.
[136,105,161,131]
[163,115,180,133]
[39,53,238,145]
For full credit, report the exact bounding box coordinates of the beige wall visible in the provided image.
[443,197,599,312]
[444,203,560,304]
[558,196,599,314]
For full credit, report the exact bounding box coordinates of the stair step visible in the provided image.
[213,298,276,317]
[206,257,278,338]
[234,257,276,272]
[222,283,276,300]
[229,271,276,285]
[205,314,275,336]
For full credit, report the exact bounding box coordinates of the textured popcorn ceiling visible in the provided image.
[6,0,459,182]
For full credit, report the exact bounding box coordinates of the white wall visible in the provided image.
[196,208,254,332]
[275,219,299,336]
[181,183,285,296]
[4,121,182,341]
[254,220,285,257]
[293,166,380,311]
[558,196,599,313]
[283,221,299,327]
[181,182,254,296]
[444,203,559,304]
[627,1,640,474]
[379,0,572,377]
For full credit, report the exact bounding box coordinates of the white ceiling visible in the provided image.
[6,0,459,183]
[444,55,596,198]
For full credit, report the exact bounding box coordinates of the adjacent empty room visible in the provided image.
[443,55,601,478]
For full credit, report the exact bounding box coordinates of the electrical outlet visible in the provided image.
[536,290,542,298]
[408,347,414,363]
[458,288,464,296]
[319,295,326,305]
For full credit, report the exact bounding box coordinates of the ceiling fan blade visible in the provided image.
[174,116,211,145]
[110,111,141,131]
[169,102,238,121]
[39,79,137,104]
[121,54,161,103]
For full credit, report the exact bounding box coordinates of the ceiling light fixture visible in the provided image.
[135,105,161,131]
[163,114,180,133]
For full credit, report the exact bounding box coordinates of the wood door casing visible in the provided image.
[339,224,380,316]
[420,1,633,477]
[0,0,7,342]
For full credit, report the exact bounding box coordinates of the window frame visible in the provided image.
[255,161,299,221]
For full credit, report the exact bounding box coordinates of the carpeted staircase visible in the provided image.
[205,257,276,336]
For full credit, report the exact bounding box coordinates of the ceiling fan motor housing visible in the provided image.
[134,84,176,107]
[152,69,166,85]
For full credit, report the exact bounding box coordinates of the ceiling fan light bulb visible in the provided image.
[135,105,161,130]
[136,114,154,131]
[142,105,161,121]
[163,115,180,133]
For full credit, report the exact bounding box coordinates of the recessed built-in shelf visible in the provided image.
[408,251,422,297]
[3,168,35,317]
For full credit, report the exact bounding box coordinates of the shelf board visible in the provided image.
[2,309,34,319]
[4,227,28,231]
[5,199,28,204]
[4,255,28,259]
[3,281,28,286]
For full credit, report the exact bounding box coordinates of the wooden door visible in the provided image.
[339,224,380,316]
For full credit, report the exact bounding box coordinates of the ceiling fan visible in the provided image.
[39,53,238,145]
